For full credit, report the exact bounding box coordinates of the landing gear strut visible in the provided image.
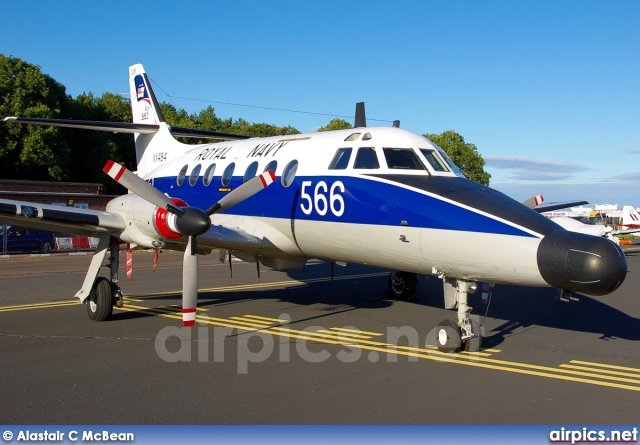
[435,279,482,353]
[386,271,419,301]
[78,236,122,322]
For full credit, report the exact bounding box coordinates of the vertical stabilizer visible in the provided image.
[127,64,185,176]
[129,64,165,125]
[622,206,640,227]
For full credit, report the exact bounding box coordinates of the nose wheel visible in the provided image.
[434,279,483,353]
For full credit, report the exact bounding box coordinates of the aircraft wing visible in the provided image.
[532,200,589,213]
[0,198,125,237]
[2,117,251,141]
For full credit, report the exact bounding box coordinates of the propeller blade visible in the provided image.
[104,160,185,216]
[206,170,276,215]
[182,236,198,327]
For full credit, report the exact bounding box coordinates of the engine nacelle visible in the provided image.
[106,194,187,248]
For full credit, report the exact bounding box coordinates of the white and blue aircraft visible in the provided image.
[0,64,628,352]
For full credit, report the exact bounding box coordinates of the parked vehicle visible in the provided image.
[0,224,56,253]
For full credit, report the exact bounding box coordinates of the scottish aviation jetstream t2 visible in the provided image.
[0,64,628,352]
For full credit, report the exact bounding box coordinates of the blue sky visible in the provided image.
[2,1,639,207]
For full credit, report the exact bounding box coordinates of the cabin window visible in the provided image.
[353,147,380,169]
[328,148,352,170]
[282,160,298,187]
[419,148,450,172]
[344,133,360,142]
[177,164,188,186]
[221,163,235,186]
[189,164,202,186]
[244,161,259,183]
[203,163,216,186]
[383,148,426,170]
[264,160,277,175]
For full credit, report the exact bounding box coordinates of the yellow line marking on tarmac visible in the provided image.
[230,316,278,326]
[328,327,384,337]
[316,329,374,339]
[0,300,79,312]
[242,314,289,323]
[560,364,640,379]
[568,360,640,374]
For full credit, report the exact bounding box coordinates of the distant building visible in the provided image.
[0,179,119,210]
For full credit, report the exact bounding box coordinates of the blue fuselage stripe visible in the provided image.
[153,175,543,238]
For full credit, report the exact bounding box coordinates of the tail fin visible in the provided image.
[129,64,165,126]
[128,64,184,176]
[622,206,640,227]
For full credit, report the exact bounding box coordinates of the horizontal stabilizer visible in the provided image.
[2,117,252,141]
[533,200,589,213]
[2,116,158,134]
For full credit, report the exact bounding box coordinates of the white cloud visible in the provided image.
[484,156,591,181]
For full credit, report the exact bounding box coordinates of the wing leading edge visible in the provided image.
[0,198,125,236]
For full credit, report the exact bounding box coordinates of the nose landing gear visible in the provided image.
[435,279,483,353]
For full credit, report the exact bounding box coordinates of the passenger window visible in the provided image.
[354,147,380,169]
[221,163,235,186]
[419,149,450,172]
[383,148,426,170]
[244,161,259,183]
[282,160,298,187]
[189,164,202,186]
[264,160,277,175]
[177,164,188,186]
[328,148,352,170]
[203,163,216,186]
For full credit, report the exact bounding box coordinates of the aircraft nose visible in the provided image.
[537,231,627,296]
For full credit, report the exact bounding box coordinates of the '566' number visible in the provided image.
[300,181,345,217]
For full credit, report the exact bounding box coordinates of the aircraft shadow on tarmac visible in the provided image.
[113,258,639,349]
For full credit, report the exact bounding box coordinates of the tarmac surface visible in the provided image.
[1,242,639,424]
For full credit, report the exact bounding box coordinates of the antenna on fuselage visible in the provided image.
[354,102,366,128]
[392,120,400,128]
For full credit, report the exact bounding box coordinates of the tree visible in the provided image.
[65,92,134,193]
[0,55,71,180]
[423,130,491,185]
[318,118,352,132]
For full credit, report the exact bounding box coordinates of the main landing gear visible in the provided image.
[386,271,419,301]
[80,236,122,322]
[435,279,482,353]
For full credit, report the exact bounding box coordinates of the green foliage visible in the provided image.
[0,55,71,180]
[318,118,352,132]
[423,130,491,185]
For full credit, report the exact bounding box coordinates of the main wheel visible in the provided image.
[39,241,53,253]
[87,277,114,321]
[387,272,418,300]
[463,319,483,352]
[435,319,461,353]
